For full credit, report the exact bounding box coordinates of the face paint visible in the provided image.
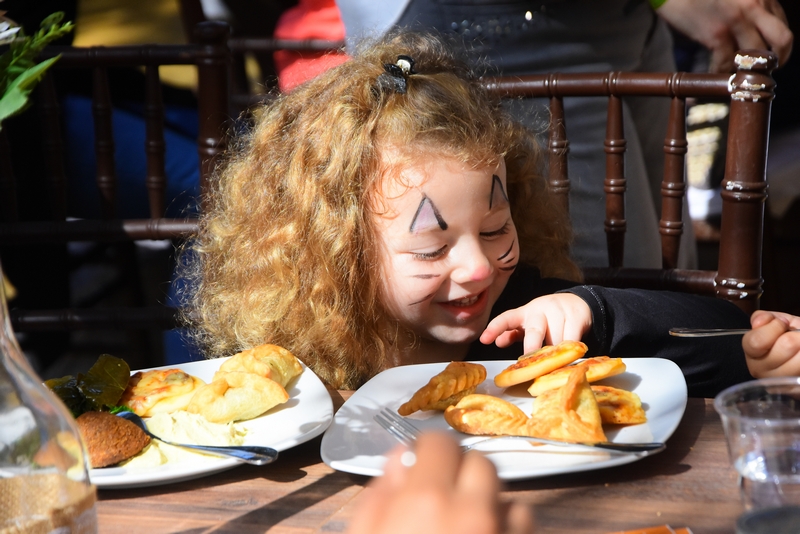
[373,156,518,352]
[498,240,515,261]
[489,174,509,209]
[409,196,448,233]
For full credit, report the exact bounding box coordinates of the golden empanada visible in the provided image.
[444,394,530,436]
[398,362,487,416]
[494,341,587,388]
[527,365,606,443]
[216,344,303,388]
[591,385,647,425]
[121,368,206,417]
[527,356,626,396]
[186,371,289,423]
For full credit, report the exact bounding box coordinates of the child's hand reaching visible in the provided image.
[480,293,592,355]
[743,310,800,378]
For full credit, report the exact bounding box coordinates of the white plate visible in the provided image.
[321,358,687,481]
[91,358,334,489]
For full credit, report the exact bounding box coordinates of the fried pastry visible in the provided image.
[526,365,607,443]
[444,394,530,436]
[591,385,647,425]
[527,356,626,396]
[216,343,303,388]
[75,411,150,468]
[397,361,487,416]
[121,368,206,417]
[186,371,289,423]
[494,341,588,388]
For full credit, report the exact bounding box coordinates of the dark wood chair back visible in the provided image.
[0,21,230,334]
[484,50,775,314]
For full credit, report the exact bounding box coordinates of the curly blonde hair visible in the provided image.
[180,30,581,389]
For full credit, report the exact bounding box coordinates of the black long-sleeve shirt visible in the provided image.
[467,265,753,398]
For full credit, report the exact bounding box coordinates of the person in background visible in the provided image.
[278,0,791,271]
[742,310,800,378]
[345,432,533,534]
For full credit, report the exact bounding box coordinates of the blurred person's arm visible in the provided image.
[654,0,793,72]
[346,432,533,534]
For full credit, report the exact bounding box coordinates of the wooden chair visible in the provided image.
[484,50,776,314]
[178,0,344,114]
[0,21,230,344]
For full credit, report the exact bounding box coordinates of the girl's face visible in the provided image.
[373,154,519,350]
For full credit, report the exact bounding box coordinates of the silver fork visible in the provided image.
[373,408,665,454]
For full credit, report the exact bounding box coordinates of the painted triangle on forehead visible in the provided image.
[409,195,448,233]
[490,174,509,209]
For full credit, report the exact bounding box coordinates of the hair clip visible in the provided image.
[377,55,417,94]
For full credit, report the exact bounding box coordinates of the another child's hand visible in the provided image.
[479,293,592,355]
[345,432,533,534]
[743,310,800,378]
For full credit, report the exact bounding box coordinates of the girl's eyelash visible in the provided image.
[480,221,511,238]
[413,245,448,261]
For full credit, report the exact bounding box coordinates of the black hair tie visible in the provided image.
[377,55,416,94]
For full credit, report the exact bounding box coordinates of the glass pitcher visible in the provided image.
[0,264,98,533]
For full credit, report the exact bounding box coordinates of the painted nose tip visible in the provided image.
[468,264,492,282]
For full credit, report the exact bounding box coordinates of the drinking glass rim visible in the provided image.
[714,377,800,420]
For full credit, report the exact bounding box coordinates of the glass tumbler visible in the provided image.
[715,378,800,514]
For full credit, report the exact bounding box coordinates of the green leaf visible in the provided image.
[76,354,131,412]
[44,376,84,418]
[0,56,60,129]
[44,354,131,417]
[0,11,73,130]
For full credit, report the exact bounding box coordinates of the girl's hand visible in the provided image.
[743,310,800,378]
[346,432,533,534]
[479,293,592,355]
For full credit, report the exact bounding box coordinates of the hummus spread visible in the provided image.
[121,411,247,469]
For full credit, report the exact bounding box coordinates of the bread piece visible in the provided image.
[186,371,289,423]
[398,362,487,416]
[591,385,647,425]
[494,341,587,388]
[444,394,530,436]
[527,356,626,396]
[76,411,150,468]
[527,365,607,443]
[216,344,303,388]
[121,368,206,417]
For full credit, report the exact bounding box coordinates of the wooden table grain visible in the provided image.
[96,395,744,534]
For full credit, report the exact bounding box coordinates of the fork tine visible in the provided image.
[373,411,416,445]
[380,409,422,438]
[374,413,413,446]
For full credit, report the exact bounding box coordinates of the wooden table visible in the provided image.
[96,394,744,534]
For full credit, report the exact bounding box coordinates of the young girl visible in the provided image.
[180,30,752,396]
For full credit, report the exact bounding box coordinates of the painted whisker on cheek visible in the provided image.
[411,274,441,279]
[499,263,518,272]
[497,240,515,261]
[409,293,436,305]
